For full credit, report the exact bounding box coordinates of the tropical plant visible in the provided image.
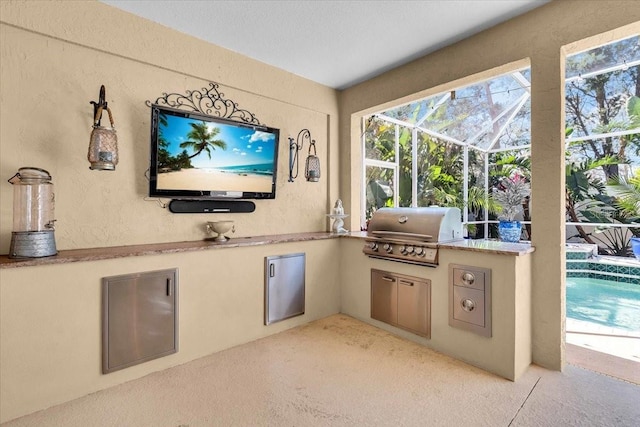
[491,174,530,221]
[416,135,464,207]
[180,122,227,160]
[590,226,635,256]
[610,174,640,220]
[156,112,173,169]
[609,173,640,243]
[565,156,619,242]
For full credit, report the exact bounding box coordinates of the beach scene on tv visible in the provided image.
[156,113,278,193]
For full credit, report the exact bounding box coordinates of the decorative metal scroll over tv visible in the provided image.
[146,83,279,207]
[145,82,261,125]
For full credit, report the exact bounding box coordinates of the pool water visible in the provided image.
[566,277,640,332]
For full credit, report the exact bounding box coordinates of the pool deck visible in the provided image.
[566,318,640,384]
[598,254,640,269]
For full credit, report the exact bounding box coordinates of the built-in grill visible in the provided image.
[363,207,463,267]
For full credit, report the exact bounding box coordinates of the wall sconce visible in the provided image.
[88,85,118,171]
[288,129,320,182]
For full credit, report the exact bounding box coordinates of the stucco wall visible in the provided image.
[0,0,340,251]
[338,0,640,371]
[0,0,343,423]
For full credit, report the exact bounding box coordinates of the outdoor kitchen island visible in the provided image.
[341,232,534,381]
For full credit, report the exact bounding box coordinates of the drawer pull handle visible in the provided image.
[461,298,475,312]
[382,276,395,282]
[400,280,414,287]
[462,272,475,285]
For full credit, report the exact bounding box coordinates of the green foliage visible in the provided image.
[628,96,640,126]
[565,156,618,204]
[416,135,463,207]
[609,174,640,225]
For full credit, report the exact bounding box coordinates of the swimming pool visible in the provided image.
[566,277,640,332]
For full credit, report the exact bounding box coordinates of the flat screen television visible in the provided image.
[149,104,279,200]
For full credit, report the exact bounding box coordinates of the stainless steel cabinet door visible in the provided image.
[371,269,398,325]
[397,277,431,338]
[102,269,178,374]
[265,253,305,325]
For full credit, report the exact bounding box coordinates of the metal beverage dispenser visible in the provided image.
[8,167,57,258]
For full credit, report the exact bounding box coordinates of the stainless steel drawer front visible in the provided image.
[448,264,491,337]
[452,268,485,290]
[452,287,486,326]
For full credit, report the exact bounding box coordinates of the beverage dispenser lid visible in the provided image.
[10,167,51,183]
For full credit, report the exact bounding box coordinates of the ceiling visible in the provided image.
[100,0,550,90]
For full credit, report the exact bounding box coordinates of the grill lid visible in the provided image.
[367,207,463,243]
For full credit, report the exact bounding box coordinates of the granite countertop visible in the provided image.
[1,231,534,269]
[438,238,534,255]
[0,232,337,269]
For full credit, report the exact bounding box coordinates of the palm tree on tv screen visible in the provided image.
[180,121,227,160]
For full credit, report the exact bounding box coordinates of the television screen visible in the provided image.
[149,105,279,200]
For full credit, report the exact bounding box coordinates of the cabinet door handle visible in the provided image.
[166,278,172,296]
[382,276,395,282]
[269,263,275,278]
[399,280,414,287]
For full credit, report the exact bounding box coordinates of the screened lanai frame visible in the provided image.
[362,33,640,240]
[362,66,533,239]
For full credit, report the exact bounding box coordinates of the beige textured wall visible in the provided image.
[0,0,340,252]
[339,0,640,370]
[0,0,343,423]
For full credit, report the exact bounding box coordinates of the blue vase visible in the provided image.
[631,237,640,260]
[498,220,522,243]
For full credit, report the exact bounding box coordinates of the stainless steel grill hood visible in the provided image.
[364,207,463,266]
[367,207,463,243]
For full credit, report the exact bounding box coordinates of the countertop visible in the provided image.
[0,232,337,269]
[1,231,534,269]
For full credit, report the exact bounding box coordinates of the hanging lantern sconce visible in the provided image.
[288,128,320,183]
[88,85,119,171]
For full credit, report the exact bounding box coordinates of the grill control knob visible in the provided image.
[383,243,393,253]
[399,245,407,255]
[368,242,379,251]
[406,246,414,255]
[415,247,424,256]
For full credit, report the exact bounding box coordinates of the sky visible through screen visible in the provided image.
[162,115,277,169]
